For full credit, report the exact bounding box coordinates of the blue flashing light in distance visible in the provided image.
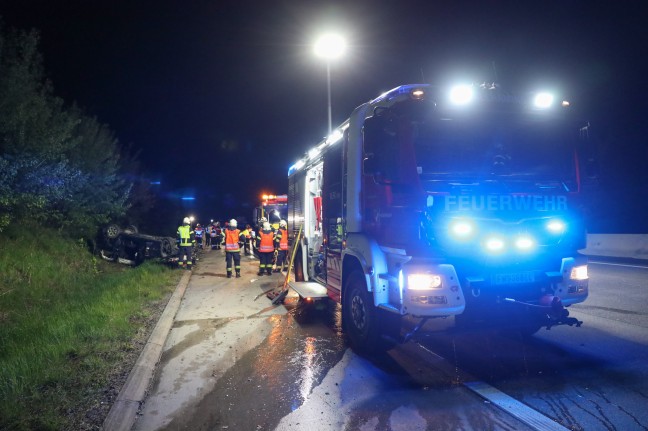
[181,196,195,201]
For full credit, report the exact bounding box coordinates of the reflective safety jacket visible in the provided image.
[257,230,275,253]
[194,227,204,238]
[275,228,289,251]
[225,227,242,252]
[177,225,195,246]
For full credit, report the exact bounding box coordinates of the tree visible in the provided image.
[0,24,149,236]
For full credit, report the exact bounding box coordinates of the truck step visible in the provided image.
[289,281,328,299]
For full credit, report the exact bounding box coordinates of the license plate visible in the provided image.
[491,271,535,285]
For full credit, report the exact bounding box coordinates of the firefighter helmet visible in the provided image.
[229,219,237,228]
[183,217,190,224]
[263,222,271,230]
[279,219,287,228]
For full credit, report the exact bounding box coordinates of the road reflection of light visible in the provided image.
[253,314,288,392]
[298,337,318,403]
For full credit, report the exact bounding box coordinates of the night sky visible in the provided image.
[2,1,647,231]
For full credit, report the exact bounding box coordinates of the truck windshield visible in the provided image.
[412,115,580,191]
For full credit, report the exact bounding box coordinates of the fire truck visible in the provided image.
[254,194,288,229]
[287,83,591,351]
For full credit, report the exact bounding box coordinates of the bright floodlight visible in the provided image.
[449,85,474,105]
[314,34,346,60]
[534,92,554,108]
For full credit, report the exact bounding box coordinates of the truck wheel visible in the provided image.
[343,271,382,353]
[105,224,122,239]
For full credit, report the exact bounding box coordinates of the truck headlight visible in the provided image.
[570,265,588,280]
[408,273,442,290]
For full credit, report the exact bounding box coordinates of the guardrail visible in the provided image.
[580,234,648,260]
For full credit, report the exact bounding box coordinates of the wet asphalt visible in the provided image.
[131,248,534,431]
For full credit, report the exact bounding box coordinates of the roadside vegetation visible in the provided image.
[0,22,185,429]
[0,222,181,430]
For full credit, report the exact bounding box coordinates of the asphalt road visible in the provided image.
[126,252,648,431]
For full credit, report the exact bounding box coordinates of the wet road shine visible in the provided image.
[132,249,537,431]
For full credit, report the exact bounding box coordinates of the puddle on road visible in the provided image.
[162,304,346,430]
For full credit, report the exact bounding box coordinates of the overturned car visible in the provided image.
[98,224,178,266]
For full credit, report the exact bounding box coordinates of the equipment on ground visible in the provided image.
[268,224,303,304]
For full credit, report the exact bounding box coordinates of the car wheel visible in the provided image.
[105,224,122,239]
[160,238,173,258]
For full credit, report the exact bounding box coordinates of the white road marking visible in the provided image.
[415,344,571,431]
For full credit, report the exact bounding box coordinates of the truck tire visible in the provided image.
[343,271,376,351]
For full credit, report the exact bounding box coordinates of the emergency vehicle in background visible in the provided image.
[287,83,592,351]
[254,194,287,229]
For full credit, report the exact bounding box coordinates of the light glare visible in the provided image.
[314,34,346,60]
[408,273,442,290]
[450,220,474,237]
[485,237,505,252]
[515,237,534,250]
[449,85,474,105]
[534,92,554,108]
[547,220,566,233]
[570,265,588,280]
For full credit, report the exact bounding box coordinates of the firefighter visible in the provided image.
[256,221,275,276]
[224,219,244,278]
[241,224,253,255]
[194,223,204,249]
[176,217,195,270]
[204,223,212,248]
[212,222,223,250]
[273,219,289,273]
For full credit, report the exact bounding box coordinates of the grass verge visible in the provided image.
[0,223,182,430]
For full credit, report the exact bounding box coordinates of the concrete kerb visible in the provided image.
[102,269,192,431]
